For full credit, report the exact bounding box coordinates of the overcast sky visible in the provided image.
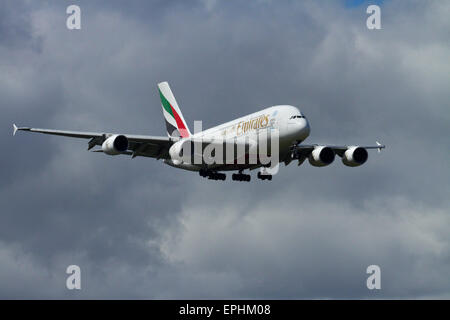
[1,0,449,299]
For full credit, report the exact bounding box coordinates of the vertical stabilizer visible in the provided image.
[158,82,191,138]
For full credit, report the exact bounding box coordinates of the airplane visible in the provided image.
[13,81,385,182]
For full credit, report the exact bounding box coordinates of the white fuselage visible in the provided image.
[165,105,310,171]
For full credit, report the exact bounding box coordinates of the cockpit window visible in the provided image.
[290,115,305,119]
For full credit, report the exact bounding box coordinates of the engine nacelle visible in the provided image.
[102,135,128,155]
[308,146,335,167]
[169,139,191,165]
[342,146,368,167]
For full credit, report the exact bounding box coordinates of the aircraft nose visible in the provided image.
[288,117,310,140]
[301,118,310,137]
[292,118,310,140]
[288,117,311,140]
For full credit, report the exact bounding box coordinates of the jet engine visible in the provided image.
[342,146,368,167]
[308,146,335,167]
[169,139,192,164]
[102,135,128,155]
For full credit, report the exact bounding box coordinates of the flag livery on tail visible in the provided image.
[158,82,191,138]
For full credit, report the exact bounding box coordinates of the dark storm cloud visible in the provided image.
[0,0,449,298]
[0,1,35,48]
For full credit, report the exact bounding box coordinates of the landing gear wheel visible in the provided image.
[203,171,226,181]
[199,169,208,177]
[232,173,251,182]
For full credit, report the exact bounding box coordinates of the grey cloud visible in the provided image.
[0,0,449,298]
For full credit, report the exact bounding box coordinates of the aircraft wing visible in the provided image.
[13,124,176,159]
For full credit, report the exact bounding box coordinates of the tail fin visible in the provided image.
[158,82,191,138]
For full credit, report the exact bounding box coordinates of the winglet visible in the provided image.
[376,141,384,153]
[13,124,18,136]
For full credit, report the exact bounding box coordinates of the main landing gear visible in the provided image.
[257,172,272,181]
[232,172,251,182]
[199,169,226,181]
[199,169,272,182]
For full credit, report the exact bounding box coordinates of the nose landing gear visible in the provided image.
[257,171,272,181]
